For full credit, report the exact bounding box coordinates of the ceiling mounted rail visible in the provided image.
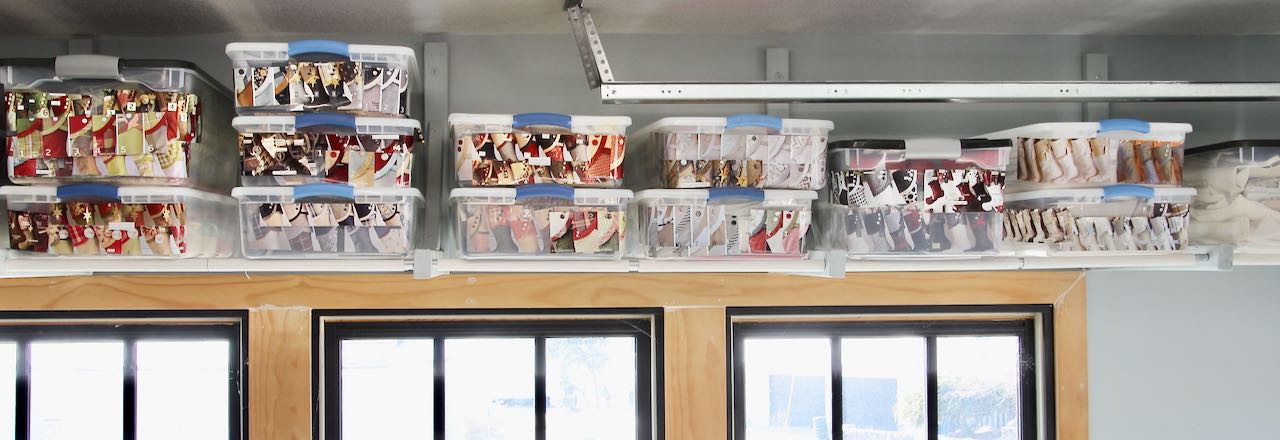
[564,4,1280,104]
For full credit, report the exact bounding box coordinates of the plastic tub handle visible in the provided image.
[288,40,351,62]
[725,114,783,131]
[294,183,356,202]
[56,183,120,202]
[296,113,357,132]
[903,138,962,160]
[54,55,122,80]
[1098,118,1151,134]
[515,184,575,201]
[513,113,572,129]
[708,187,765,202]
[1102,184,1155,200]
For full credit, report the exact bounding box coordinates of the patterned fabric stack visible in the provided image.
[1,56,237,259]
[226,40,423,258]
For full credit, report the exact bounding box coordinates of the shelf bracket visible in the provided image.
[766,48,792,117]
[1083,53,1110,120]
[566,4,614,89]
[413,249,445,279]
[568,7,1280,104]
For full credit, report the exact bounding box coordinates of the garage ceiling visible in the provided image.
[0,0,1278,36]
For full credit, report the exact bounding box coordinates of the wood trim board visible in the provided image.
[0,271,1087,440]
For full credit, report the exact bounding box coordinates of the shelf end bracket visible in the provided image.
[567,4,615,89]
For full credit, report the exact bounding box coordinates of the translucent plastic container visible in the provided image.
[1003,185,1196,254]
[1184,140,1280,250]
[2,56,236,190]
[1,183,236,258]
[232,184,421,258]
[634,188,815,259]
[449,113,630,188]
[451,184,632,259]
[225,40,415,116]
[631,114,833,190]
[235,114,418,187]
[827,138,1010,255]
[979,119,1192,187]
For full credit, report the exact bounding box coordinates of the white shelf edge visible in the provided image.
[434,258,632,274]
[207,258,412,273]
[0,247,1275,278]
[1018,253,1204,270]
[0,257,213,274]
[1228,252,1280,267]
[846,257,1024,272]
[636,258,827,274]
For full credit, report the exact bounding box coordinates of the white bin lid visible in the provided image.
[980,119,1192,142]
[450,186,633,204]
[1004,185,1196,204]
[0,185,235,204]
[635,188,818,201]
[225,41,416,67]
[233,115,420,135]
[232,185,423,201]
[448,113,632,134]
[636,114,834,138]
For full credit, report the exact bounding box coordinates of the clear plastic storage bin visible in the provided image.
[634,188,815,259]
[451,184,631,259]
[1003,185,1195,254]
[3,56,236,190]
[1,183,236,258]
[450,113,630,188]
[827,138,1010,255]
[225,40,415,116]
[631,114,833,190]
[979,119,1192,187]
[232,184,421,258]
[235,114,418,187]
[1184,140,1280,250]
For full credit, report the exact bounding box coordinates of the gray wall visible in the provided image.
[5,32,1280,439]
[1088,269,1280,440]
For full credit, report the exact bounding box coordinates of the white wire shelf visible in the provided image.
[0,246,1266,278]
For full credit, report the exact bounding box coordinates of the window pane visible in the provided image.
[936,336,1021,440]
[840,338,926,440]
[137,340,230,440]
[546,337,637,440]
[0,343,14,440]
[445,339,534,440]
[30,341,123,440]
[743,338,831,440]
[341,339,434,440]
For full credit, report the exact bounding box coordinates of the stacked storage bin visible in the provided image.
[1,55,238,259]
[825,138,1012,256]
[226,41,423,258]
[629,114,829,260]
[448,113,633,259]
[980,119,1197,255]
[1183,140,1280,252]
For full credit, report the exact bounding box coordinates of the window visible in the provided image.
[0,311,247,440]
[316,309,662,440]
[729,306,1052,440]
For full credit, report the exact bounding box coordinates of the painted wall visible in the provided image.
[1087,269,1280,440]
[4,32,1280,439]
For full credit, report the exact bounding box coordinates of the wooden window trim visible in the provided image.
[0,271,1087,440]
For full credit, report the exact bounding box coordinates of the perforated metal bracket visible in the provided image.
[566,4,614,89]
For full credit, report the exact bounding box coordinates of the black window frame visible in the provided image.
[728,305,1054,440]
[0,310,249,440]
[314,308,664,440]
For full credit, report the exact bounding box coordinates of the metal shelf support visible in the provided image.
[566,6,1280,104]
